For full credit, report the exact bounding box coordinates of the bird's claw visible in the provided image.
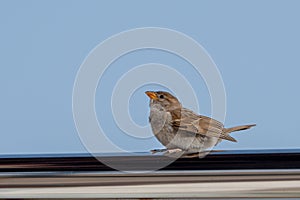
[163,148,184,157]
[151,148,183,155]
[150,148,167,154]
[166,148,183,154]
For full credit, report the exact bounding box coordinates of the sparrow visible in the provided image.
[145,91,255,154]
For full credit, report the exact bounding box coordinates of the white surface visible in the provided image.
[1,180,300,198]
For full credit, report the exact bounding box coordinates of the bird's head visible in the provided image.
[145,91,181,111]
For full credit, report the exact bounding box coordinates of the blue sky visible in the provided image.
[1,0,300,154]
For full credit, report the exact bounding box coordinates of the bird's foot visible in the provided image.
[166,148,183,154]
[163,148,184,157]
[151,148,184,157]
[150,148,168,154]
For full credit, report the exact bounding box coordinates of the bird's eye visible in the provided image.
[159,94,164,99]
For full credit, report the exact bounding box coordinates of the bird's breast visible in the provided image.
[149,107,173,134]
[148,104,178,148]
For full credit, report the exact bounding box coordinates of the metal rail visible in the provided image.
[1,149,300,172]
[1,150,300,198]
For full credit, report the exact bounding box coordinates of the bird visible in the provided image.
[145,91,255,154]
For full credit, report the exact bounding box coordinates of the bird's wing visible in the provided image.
[172,108,237,142]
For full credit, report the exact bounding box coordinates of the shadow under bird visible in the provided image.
[145,91,256,154]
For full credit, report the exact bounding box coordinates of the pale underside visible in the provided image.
[149,104,226,153]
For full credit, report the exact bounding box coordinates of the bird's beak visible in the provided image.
[145,91,158,100]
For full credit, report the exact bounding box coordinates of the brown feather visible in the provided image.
[147,91,255,144]
[171,108,238,142]
[224,124,256,134]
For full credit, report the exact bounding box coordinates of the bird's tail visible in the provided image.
[224,124,256,134]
